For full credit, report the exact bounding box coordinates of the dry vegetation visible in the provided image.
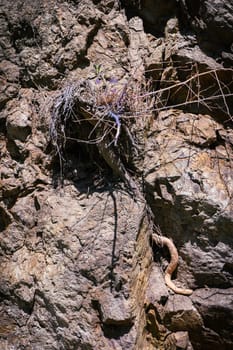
[49,64,233,180]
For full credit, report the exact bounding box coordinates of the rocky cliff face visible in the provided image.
[0,1,233,349]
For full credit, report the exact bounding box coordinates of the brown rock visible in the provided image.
[0,0,232,349]
[6,100,31,142]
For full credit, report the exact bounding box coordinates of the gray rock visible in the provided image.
[164,294,203,331]
[96,290,133,325]
[191,288,233,348]
[145,265,169,305]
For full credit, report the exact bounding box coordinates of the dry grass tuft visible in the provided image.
[49,64,233,181]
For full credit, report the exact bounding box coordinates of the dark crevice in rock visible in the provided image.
[102,323,133,339]
[86,19,103,50]
[51,140,111,191]
[6,140,29,162]
[121,0,178,36]
[80,270,98,286]
[0,206,12,232]
[193,272,231,289]
[8,19,42,54]
[0,290,11,302]
[223,262,233,276]
[13,294,35,316]
[0,117,7,135]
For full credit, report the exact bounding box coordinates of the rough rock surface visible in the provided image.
[0,0,232,349]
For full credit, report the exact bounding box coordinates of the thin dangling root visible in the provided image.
[152,234,193,296]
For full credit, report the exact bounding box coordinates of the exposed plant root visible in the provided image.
[152,234,193,296]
